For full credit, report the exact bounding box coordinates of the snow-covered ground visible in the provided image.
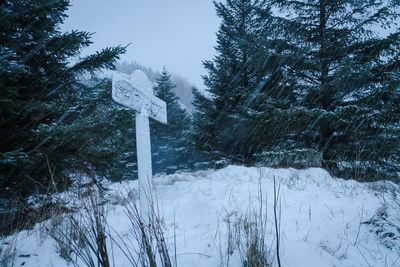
[2,166,400,267]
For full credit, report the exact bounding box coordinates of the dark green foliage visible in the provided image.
[269,0,400,180]
[193,0,285,163]
[192,87,216,152]
[0,0,126,197]
[193,0,400,180]
[32,79,137,182]
[151,69,193,174]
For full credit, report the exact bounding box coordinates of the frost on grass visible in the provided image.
[365,183,400,252]
[1,166,400,267]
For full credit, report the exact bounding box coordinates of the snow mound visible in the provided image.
[2,166,399,267]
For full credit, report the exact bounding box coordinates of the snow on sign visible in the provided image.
[112,71,167,124]
[112,70,167,220]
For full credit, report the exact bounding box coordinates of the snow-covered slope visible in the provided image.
[2,166,399,267]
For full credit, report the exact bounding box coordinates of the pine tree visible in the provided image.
[151,68,192,174]
[193,0,282,163]
[0,0,126,197]
[192,87,216,152]
[268,0,400,179]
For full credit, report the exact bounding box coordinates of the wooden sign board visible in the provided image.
[112,71,167,124]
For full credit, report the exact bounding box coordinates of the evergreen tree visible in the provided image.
[151,68,192,174]
[0,0,126,197]
[34,78,137,182]
[192,87,216,152]
[193,0,283,163]
[268,0,400,180]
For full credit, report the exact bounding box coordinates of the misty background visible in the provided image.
[61,0,220,89]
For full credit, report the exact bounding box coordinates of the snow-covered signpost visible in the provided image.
[112,70,167,221]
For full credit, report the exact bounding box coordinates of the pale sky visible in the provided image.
[61,0,220,88]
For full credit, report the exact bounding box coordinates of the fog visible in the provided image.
[61,0,220,89]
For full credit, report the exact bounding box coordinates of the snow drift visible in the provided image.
[2,166,399,267]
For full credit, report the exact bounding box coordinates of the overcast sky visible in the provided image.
[61,0,220,88]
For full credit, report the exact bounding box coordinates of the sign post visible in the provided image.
[112,70,167,221]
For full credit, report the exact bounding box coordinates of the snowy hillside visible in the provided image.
[2,166,399,267]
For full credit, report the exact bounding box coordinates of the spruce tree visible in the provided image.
[193,0,282,163]
[0,0,126,197]
[269,0,400,180]
[151,68,192,174]
[192,87,216,152]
